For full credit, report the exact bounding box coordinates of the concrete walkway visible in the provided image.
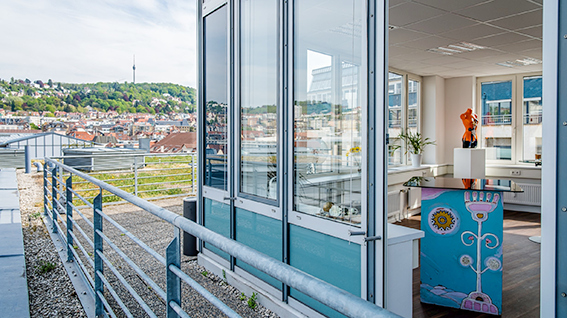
[0,168,30,318]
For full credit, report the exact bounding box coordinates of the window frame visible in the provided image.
[476,72,542,165]
[387,67,422,166]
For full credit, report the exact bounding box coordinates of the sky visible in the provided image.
[0,0,197,87]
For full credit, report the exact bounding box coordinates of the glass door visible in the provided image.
[289,0,370,315]
[233,0,284,293]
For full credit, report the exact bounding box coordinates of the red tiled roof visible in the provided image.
[69,131,94,141]
[151,132,196,153]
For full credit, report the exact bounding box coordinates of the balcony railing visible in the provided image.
[482,114,512,125]
[42,156,399,318]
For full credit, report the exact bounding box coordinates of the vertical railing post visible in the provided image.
[134,156,138,197]
[51,167,58,233]
[43,167,48,216]
[66,176,74,262]
[166,229,181,318]
[191,154,196,194]
[93,192,104,317]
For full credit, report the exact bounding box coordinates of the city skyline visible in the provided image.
[0,0,197,87]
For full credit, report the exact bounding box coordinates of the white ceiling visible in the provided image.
[388,0,543,78]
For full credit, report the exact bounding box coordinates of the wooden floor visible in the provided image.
[394,211,541,318]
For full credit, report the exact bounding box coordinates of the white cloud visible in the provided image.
[0,0,197,87]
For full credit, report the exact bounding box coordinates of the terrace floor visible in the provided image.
[395,211,541,318]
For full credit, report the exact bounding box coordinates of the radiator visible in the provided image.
[387,189,408,221]
[503,183,541,206]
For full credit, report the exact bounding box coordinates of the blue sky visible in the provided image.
[0,0,197,87]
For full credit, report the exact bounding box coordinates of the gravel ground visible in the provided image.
[18,169,279,318]
[18,170,87,317]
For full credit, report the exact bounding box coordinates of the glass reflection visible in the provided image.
[240,0,278,200]
[388,72,403,165]
[293,0,365,225]
[522,76,542,161]
[481,81,512,161]
[204,6,229,190]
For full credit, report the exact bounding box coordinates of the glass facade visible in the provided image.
[293,0,365,225]
[481,80,513,161]
[240,0,279,200]
[289,224,361,318]
[199,0,380,315]
[235,208,282,289]
[203,198,230,260]
[522,76,542,160]
[204,5,229,190]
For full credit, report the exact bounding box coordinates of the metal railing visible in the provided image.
[43,157,398,318]
[50,153,197,206]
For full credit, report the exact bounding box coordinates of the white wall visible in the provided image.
[443,77,476,164]
[422,76,445,164]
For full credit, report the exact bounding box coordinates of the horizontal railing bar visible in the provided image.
[95,229,167,300]
[95,252,158,318]
[133,180,192,188]
[69,202,95,230]
[45,178,53,187]
[53,186,66,199]
[47,158,397,318]
[94,210,166,265]
[68,240,95,287]
[96,290,118,318]
[69,190,95,210]
[69,218,95,250]
[169,265,241,318]
[137,172,193,180]
[168,301,191,318]
[44,195,53,208]
[54,198,66,214]
[96,271,132,318]
[137,186,193,195]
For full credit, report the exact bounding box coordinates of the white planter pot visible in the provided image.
[411,154,422,167]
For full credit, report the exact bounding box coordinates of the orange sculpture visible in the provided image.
[460,108,478,148]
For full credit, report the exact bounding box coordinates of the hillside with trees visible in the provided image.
[0,78,196,115]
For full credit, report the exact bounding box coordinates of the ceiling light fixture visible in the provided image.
[496,58,542,68]
[426,42,486,56]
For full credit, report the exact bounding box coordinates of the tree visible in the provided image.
[30,123,40,130]
[48,79,53,88]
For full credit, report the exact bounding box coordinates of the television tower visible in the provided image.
[133,54,136,84]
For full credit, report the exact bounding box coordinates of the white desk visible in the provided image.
[387,224,424,318]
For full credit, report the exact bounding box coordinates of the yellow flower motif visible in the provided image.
[346,146,361,157]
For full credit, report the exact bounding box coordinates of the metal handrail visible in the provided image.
[44,157,398,318]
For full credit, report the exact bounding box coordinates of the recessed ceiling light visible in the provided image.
[496,58,542,68]
[426,42,486,56]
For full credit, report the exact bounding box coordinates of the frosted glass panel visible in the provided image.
[235,208,282,289]
[203,198,230,260]
[289,225,360,318]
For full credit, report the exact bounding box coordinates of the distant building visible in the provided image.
[150,132,196,153]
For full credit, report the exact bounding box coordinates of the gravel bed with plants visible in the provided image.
[18,169,278,318]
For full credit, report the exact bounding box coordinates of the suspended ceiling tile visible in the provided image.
[439,23,506,41]
[455,0,541,22]
[389,2,444,27]
[495,39,542,54]
[472,32,532,47]
[389,28,429,44]
[389,0,407,8]
[388,45,421,56]
[398,35,454,50]
[516,25,543,39]
[420,55,466,65]
[405,13,477,35]
[519,47,543,59]
[413,0,489,12]
[488,9,542,30]
[476,53,527,63]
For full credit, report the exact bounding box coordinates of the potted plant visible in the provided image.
[396,130,436,167]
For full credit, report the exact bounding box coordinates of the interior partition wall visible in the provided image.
[197,1,388,316]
